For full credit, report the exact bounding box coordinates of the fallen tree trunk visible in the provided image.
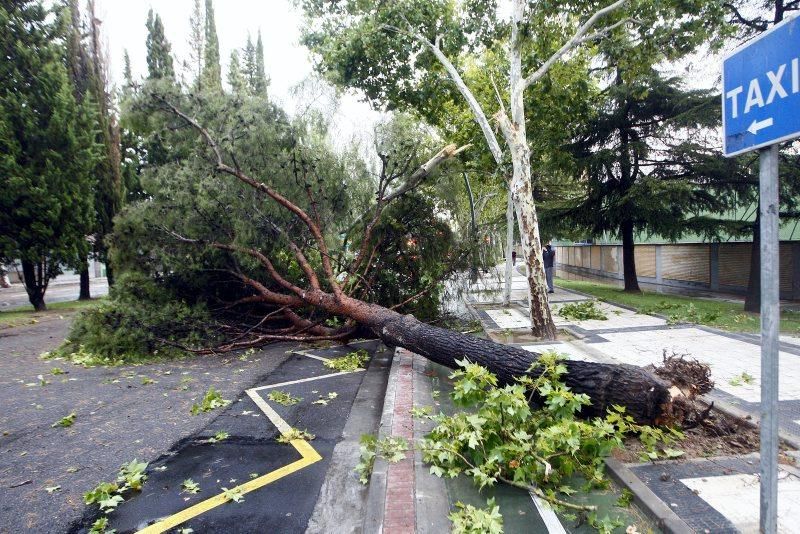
[351,303,672,426]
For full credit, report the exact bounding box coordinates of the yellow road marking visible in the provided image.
[137,448,319,534]
[136,362,364,533]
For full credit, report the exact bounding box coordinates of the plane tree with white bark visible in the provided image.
[300,0,727,337]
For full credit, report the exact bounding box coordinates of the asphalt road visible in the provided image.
[0,279,108,310]
[70,341,390,534]
[0,316,290,533]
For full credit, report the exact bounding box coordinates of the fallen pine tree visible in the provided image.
[56,88,705,429]
[118,96,685,427]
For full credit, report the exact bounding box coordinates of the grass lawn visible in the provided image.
[0,298,105,328]
[555,278,800,335]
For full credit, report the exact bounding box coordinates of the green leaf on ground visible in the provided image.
[729,372,755,386]
[323,349,369,372]
[354,434,408,484]
[276,428,315,444]
[89,516,115,534]
[222,486,244,503]
[267,390,302,406]
[616,488,634,508]
[182,479,200,494]
[555,300,608,321]
[449,498,503,533]
[117,459,148,491]
[190,387,231,415]
[207,431,229,443]
[52,412,76,428]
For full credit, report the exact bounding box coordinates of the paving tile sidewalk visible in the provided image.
[464,264,800,532]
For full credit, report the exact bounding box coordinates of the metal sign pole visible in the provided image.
[759,143,780,534]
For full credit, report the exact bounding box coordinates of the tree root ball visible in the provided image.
[653,350,714,398]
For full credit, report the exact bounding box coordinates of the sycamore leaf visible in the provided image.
[99,494,124,511]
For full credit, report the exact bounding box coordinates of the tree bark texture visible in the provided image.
[621,218,641,293]
[369,308,671,425]
[400,0,627,337]
[21,259,47,311]
[463,171,480,283]
[503,191,515,307]
[416,26,556,337]
[744,216,761,312]
[309,292,672,425]
[499,0,557,339]
[511,149,557,339]
[79,262,91,300]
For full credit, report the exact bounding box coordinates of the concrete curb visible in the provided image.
[460,295,483,325]
[306,346,392,534]
[411,355,451,534]
[605,458,694,534]
[362,348,401,533]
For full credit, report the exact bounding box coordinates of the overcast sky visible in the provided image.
[99,0,383,147]
[96,0,727,152]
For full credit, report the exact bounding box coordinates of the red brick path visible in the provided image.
[383,349,415,533]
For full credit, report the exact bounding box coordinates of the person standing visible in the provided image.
[543,242,555,294]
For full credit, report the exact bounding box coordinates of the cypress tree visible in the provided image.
[123,49,133,88]
[145,9,175,80]
[243,34,256,93]
[86,0,123,287]
[66,0,91,99]
[227,50,246,95]
[254,30,268,94]
[201,0,222,93]
[187,0,204,87]
[0,0,98,310]
[66,0,93,299]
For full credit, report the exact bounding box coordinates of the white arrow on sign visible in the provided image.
[747,117,774,135]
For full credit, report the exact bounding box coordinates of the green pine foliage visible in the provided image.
[545,68,740,245]
[58,2,466,360]
[55,272,215,362]
[0,0,99,310]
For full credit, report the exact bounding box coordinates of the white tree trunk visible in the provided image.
[503,190,514,307]
[507,128,556,339]
[502,0,556,338]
